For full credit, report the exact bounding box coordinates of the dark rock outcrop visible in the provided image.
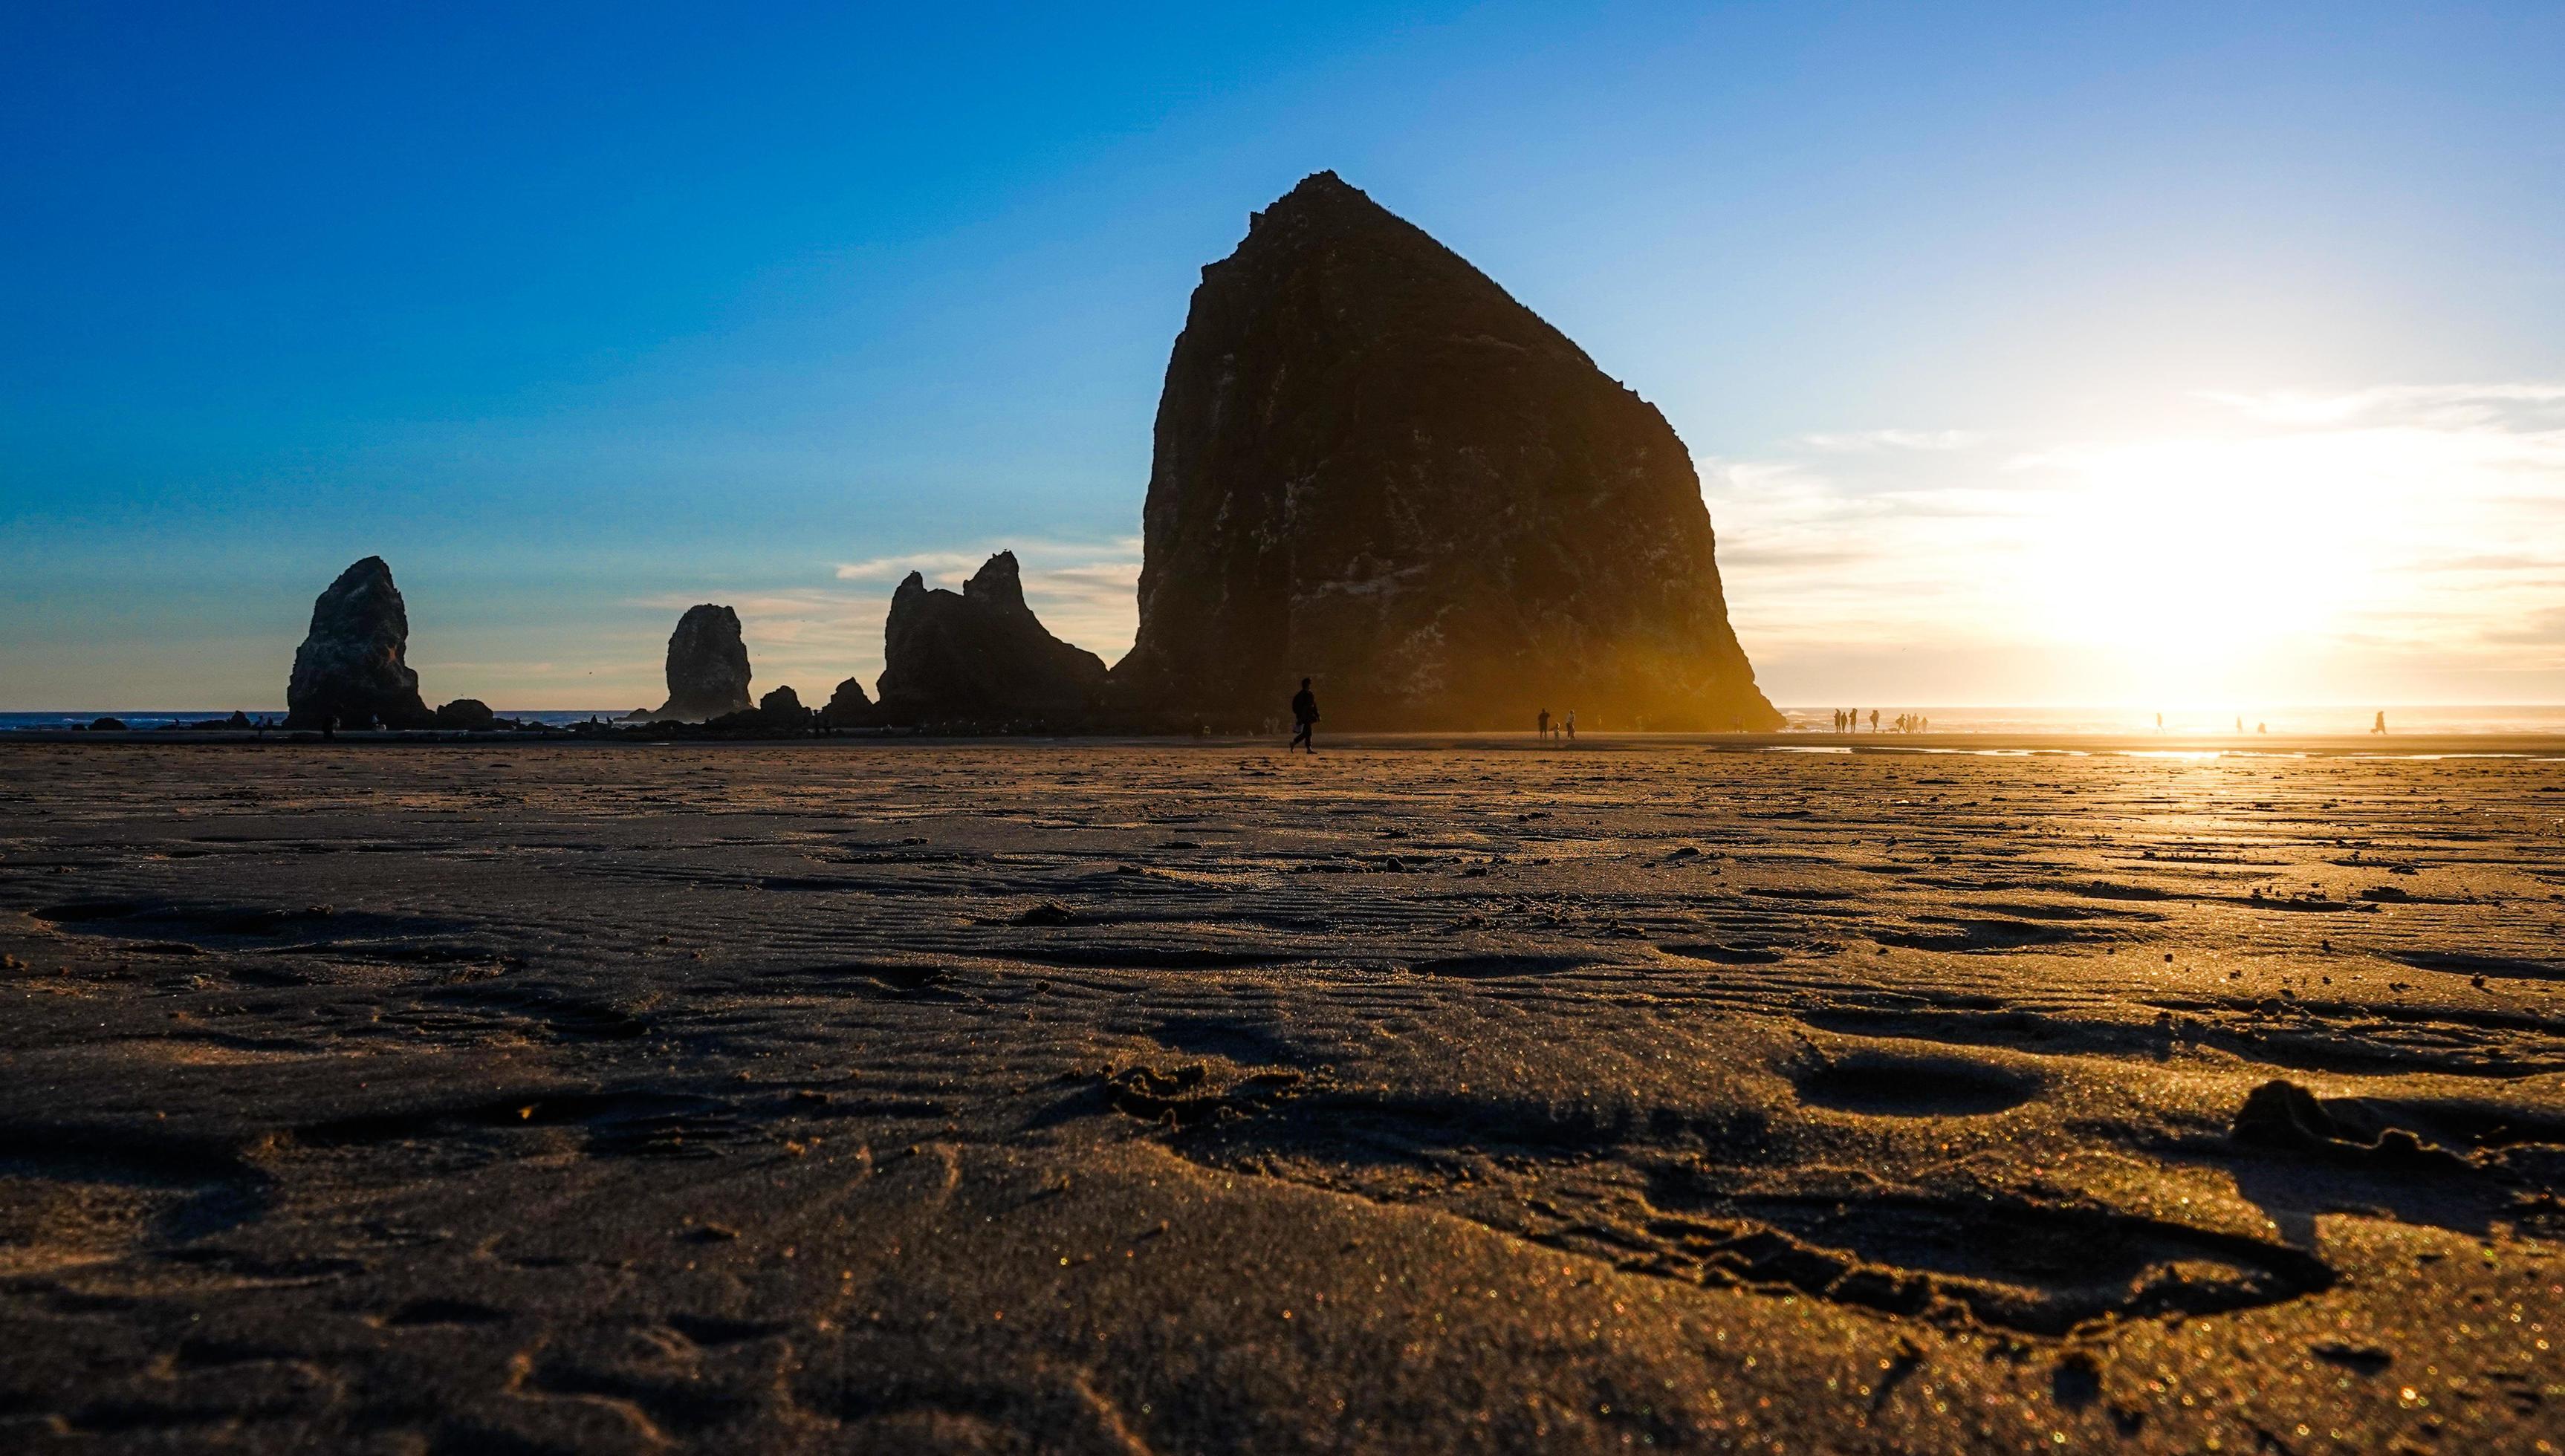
[433,698,497,730]
[1113,172,1779,732]
[653,605,752,721]
[285,556,434,730]
[707,684,813,733]
[874,553,1107,725]
[821,677,874,728]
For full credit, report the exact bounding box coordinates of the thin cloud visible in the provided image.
[832,550,989,584]
[833,536,1144,585]
[2199,382,2565,429]
[626,539,1146,695]
[1794,429,1987,453]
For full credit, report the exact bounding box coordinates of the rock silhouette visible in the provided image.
[822,677,874,728]
[874,553,1107,725]
[710,684,812,732]
[652,605,753,722]
[1114,172,1779,731]
[285,556,435,730]
[432,698,497,730]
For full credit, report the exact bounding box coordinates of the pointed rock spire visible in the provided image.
[285,556,434,729]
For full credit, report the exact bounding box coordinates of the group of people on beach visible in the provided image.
[1280,682,2398,753]
[1281,680,1588,755]
[1831,709,1927,734]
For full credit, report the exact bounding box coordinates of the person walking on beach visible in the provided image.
[1564,709,1577,741]
[1538,707,1551,741]
[1868,709,1878,733]
[1289,678,1319,753]
[2373,711,2387,735]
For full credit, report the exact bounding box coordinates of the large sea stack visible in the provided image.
[654,605,753,721]
[874,553,1107,725]
[1113,172,1780,731]
[284,556,434,729]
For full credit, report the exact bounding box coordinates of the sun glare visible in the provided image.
[2011,424,2470,704]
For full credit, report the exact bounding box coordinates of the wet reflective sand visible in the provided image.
[3,737,2561,1452]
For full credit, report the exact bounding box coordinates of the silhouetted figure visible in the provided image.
[2257,721,2267,735]
[2235,716,2243,734]
[1538,708,1551,740]
[1564,709,1577,741]
[1833,709,1844,732]
[2372,711,2387,735]
[1868,709,1878,732]
[1289,677,1318,753]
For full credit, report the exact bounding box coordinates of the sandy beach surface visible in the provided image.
[2,735,2561,1453]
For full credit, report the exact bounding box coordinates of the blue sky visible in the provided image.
[5,2,2561,709]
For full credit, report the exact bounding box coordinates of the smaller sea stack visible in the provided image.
[821,677,874,728]
[285,556,434,729]
[873,553,1106,725]
[654,605,753,721]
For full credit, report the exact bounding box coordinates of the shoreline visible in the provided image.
[10,727,2565,758]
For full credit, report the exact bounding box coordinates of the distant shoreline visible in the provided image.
[13,705,2565,736]
[8,727,2565,759]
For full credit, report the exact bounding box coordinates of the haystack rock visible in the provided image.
[285,556,435,729]
[1113,172,1780,732]
[874,553,1107,724]
[654,605,752,721]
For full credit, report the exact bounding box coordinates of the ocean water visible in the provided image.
[1773,704,2565,735]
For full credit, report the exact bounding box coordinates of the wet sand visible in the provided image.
[2,736,2561,1452]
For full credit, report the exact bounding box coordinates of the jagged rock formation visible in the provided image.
[710,685,814,733]
[873,553,1107,725]
[1113,172,1780,732]
[750,685,811,729]
[652,605,752,721]
[821,677,873,728]
[285,556,435,730]
[432,699,496,730]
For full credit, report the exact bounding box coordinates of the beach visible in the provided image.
[2,735,2561,1452]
